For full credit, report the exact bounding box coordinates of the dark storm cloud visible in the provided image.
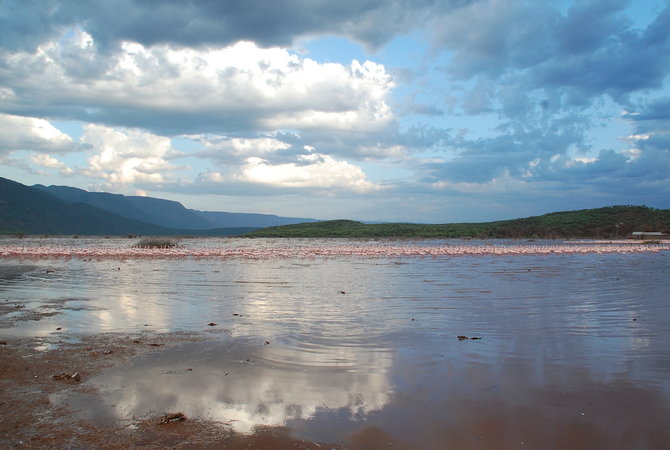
[0,0,474,52]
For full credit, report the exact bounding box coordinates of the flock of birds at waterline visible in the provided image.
[1,240,669,260]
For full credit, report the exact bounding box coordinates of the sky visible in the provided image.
[1,0,669,223]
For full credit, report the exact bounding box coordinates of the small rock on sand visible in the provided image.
[52,371,81,382]
[160,412,187,424]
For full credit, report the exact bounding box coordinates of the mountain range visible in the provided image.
[3,176,668,239]
[0,177,316,235]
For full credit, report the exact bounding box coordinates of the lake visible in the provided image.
[1,237,669,448]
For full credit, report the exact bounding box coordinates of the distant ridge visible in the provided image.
[33,184,316,229]
[0,177,254,236]
[4,177,669,239]
[245,206,670,238]
[0,177,173,235]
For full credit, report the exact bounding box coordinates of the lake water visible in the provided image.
[2,237,670,448]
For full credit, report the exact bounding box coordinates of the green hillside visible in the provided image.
[3,175,668,239]
[245,206,670,239]
[0,177,259,236]
[0,177,173,235]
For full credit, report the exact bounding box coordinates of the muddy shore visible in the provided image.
[1,332,402,449]
[3,329,670,449]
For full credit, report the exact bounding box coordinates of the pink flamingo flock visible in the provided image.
[1,241,669,260]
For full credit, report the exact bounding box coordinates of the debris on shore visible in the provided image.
[160,412,187,424]
[52,371,81,382]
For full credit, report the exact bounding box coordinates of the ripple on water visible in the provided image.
[3,240,669,446]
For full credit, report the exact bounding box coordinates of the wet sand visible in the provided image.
[0,332,405,449]
[0,265,38,282]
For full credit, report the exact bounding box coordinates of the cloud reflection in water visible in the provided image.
[77,337,393,434]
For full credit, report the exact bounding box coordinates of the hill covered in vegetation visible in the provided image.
[0,177,172,235]
[33,184,316,229]
[3,175,668,239]
[245,206,670,239]
[0,177,254,236]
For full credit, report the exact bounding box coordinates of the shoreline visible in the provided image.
[3,329,669,449]
[2,240,669,260]
[1,331,378,449]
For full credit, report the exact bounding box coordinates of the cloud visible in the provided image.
[432,0,670,113]
[75,124,380,195]
[195,136,293,165]
[0,0,474,53]
[29,153,74,176]
[533,3,670,103]
[79,124,181,186]
[0,32,395,136]
[1,1,668,222]
[628,97,670,136]
[418,137,670,213]
[237,152,378,192]
[397,93,446,117]
[428,171,535,194]
[417,118,587,184]
[0,113,76,154]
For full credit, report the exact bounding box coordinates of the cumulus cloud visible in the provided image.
[237,152,378,192]
[29,153,74,176]
[198,136,291,158]
[79,124,180,186]
[74,124,380,195]
[192,135,298,169]
[0,113,76,154]
[0,32,395,135]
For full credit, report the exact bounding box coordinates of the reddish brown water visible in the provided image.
[2,238,670,448]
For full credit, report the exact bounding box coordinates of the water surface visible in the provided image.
[2,237,669,448]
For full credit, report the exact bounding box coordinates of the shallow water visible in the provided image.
[2,237,670,448]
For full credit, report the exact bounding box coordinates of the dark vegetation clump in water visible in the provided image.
[134,237,180,248]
